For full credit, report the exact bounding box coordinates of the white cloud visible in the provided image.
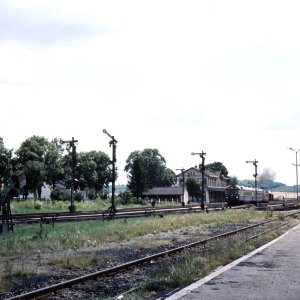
[1,0,300,186]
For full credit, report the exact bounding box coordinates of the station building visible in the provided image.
[142,167,229,204]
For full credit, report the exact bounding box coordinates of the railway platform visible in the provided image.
[164,224,300,300]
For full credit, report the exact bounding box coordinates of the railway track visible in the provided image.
[2,200,298,228]
[6,210,299,300]
[4,203,228,226]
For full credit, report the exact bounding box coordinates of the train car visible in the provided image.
[225,185,271,206]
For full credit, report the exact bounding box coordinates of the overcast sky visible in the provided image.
[1,0,300,186]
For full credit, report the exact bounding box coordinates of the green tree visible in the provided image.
[206,161,229,177]
[117,188,133,205]
[15,135,49,164]
[76,150,112,193]
[140,148,166,188]
[24,160,46,199]
[44,138,64,189]
[161,168,177,186]
[186,177,200,202]
[125,148,171,198]
[0,137,13,186]
[15,135,50,199]
[125,151,146,198]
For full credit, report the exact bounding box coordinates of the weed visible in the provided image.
[265,207,273,218]
[170,237,178,243]
[52,254,101,270]
[278,212,285,221]
[0,276,9,294]
[3,260,35,278]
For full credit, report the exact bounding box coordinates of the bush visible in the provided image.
[34,202,42,210]
[132,197,146,205]
[87,189,97,200]
[117,189,133,205]
[74,191,84,202]
[50,188,70,201]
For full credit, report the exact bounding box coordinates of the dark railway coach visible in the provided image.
[225,185,273,206]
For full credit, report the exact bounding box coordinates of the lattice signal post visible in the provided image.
[103,129,117,217]
[246,159,258,204]
[61,137,78,213]
[287,147,300,202]
[191,151,206,210]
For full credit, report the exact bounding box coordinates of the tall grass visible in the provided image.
[10,198,176,214]
[0,210,270,255]
[10,198,112,213]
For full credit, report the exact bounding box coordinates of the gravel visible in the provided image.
[0,221,281,300]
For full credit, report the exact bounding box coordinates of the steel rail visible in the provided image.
[7,211,299,300]
[9,203,210,218]
[245,220,292,242]
[5,204,225,225]
[9,202,297,225]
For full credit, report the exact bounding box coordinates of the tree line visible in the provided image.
[0,136,113,199]
[4,135,270,202]
[0,136,179,200]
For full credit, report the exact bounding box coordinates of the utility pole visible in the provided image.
[191,151,206,210]
[103,129,117,217]
[176,168,185,206]
[287,147,300,203]
[246,159,258,204]
[61,137,78,213]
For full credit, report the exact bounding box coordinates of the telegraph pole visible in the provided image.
[61,137,78,213]
[246,159,258,204]
[103,129,117,217]
[191,151,206,210]
[287,147,300,203]
[176,168,185,206]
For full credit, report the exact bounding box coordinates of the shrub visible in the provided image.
[74,191,84,202]
[50,188,70,201]
[34,202,42,210]
[118,189,133,205]
[87,189,97,200]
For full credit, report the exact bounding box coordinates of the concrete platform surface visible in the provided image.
[164,224,300,300]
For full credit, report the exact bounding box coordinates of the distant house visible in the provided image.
[142,186,187,203]
[177,167,229,203]
[141,167,229,204]
[28,181,67,200]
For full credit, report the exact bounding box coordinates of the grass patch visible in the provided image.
[137,238,253,293]
[0,209,277,255]
[132,239,171,251]
[50,253,101,270]
[10,199,112,214]
[10,199,181,214]
[2,260,36,279]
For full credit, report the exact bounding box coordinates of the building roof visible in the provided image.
[142,186,182,196]
[176,167,228,180]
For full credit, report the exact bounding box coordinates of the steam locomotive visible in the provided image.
[225,185,273,206]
